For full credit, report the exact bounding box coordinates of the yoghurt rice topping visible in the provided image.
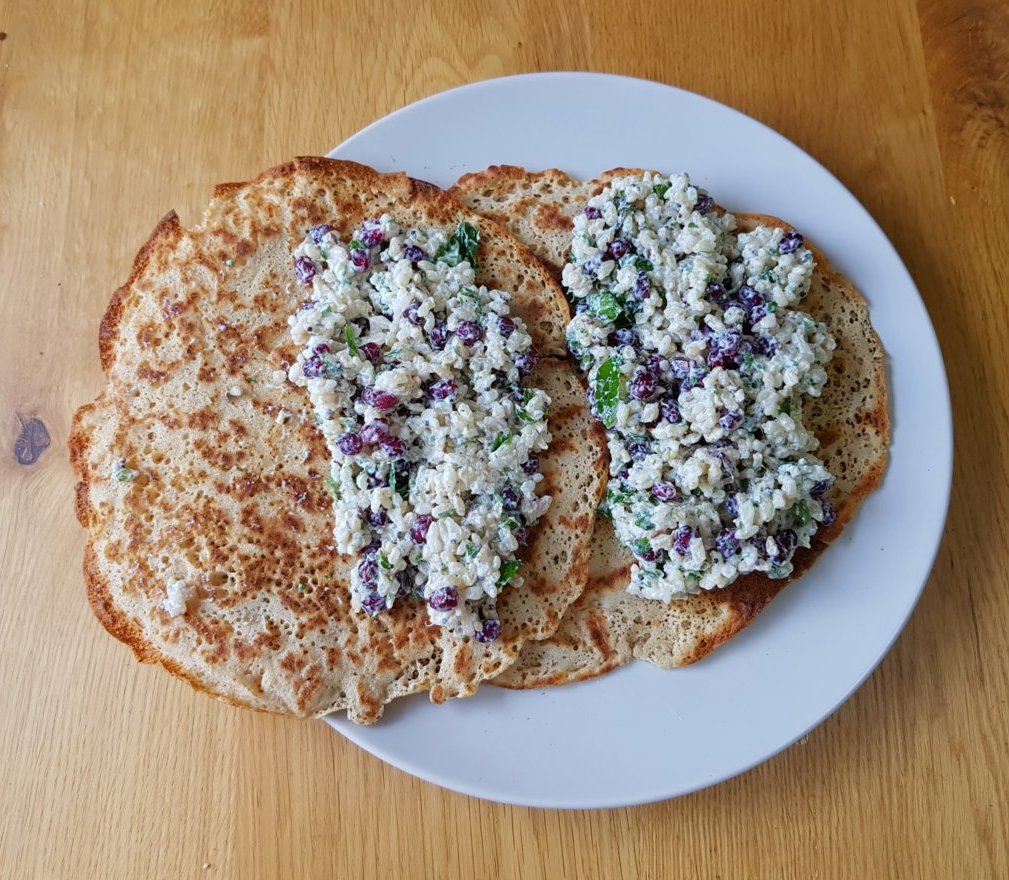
[563,172,838,601]
[289,217,551,640]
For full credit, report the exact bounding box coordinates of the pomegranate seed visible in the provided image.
[361,387,399,410]
[350,249,370,272]
[361,592,386,617]
[360,342,382,364]
[428,379,458,400]
[379,436,406,458]
[410,514,433,545]
[651,482,678,502]
[302,355,325,379]
[308,224,334,244]
[456,321,484,345]
[294,256,317,285]
[673,526,694,556]
[337,432,363,455]
[779,231,804,254]
[360,221,384,248]
[360,420,390,445]
[429,587,458,611]
[476,619,502,643]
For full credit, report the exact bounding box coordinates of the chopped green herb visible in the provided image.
[653,182,671,199]
[465,544,479,560]
[767,302,778,313]
[517,390,536,423]
[613,308,635,330]
[597,502,613,521]
[498,559,521,587]
[378,553,392,571]
[501,517,520,530]
[588,291,623,322]
[634,257,653,272]
[793,501,811,526]
[631,538,651,556]
[345,325,360,357]
[593,358,623,429]
[780,398,792,415]
[634,514,654,530]
[349,238,365,251]
[438,510,455,519]
[606,488,635,507]
[436,222,480,268]
[324,477,341,500]
[491,435,512,452]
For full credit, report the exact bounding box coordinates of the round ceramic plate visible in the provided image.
[325,72,952,808]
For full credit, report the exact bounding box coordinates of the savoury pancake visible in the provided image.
[71,158,607,721]
[450,167,889,687]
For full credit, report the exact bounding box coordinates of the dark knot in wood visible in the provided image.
[15,415,50,465]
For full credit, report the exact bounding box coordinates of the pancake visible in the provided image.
[450,167,889,687]
[70,158,607,721]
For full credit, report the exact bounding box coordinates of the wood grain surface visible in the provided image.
[1,0,1007,877]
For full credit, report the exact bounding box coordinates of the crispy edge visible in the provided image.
[452,164,580,195]
[98,212,185,373]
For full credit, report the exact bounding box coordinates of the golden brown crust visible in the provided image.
[70,158,606,722]
[99,212,184,372]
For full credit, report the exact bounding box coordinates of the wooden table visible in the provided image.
[2,0,1006,876]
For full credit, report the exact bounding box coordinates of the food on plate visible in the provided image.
[450,166,889,687]
[289,216,552,639]
[70,158,606,723]
[564,172,837,598]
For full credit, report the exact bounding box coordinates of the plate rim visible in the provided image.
[323,71,954,809]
